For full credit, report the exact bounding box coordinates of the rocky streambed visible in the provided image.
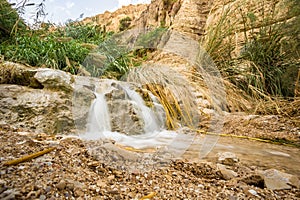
[0,125,299,200]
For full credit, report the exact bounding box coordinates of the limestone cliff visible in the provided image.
[132,0,212,40]
[82,4,147,32]
[83,0,298,49]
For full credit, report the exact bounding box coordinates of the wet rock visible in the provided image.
[217,152,239,166]
[0,62,165,135]
[73,77,164,135]
[259,169,300,190]
[217,164,238,180]
[107,97,145,135]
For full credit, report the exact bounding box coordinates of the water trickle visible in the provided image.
[122,86,161,133]
[149,93,166,129]
[82,92,111,140]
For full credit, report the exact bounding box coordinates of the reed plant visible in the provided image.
[125,64,200,130]
[201,0,300,113]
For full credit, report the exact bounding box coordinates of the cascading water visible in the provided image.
[81,92,111,140]
[122,86,161,133]
[80,84,191,152]
[148,93,166,129]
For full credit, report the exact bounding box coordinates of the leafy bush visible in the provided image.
[83,38,133,79]
[58,22,112,44]
[0,32,90,74]
[0,16,115,74]
[240,27,285,96]
[119,16,132,32]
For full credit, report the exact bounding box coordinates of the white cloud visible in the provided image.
[66,1,75,9]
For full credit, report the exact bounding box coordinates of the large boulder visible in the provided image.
[259,169,300,190]
[0,84,74,134]
[0,62,165,135]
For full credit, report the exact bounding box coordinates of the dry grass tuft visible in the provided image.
[124,64,200,130]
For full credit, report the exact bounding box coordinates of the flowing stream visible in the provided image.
[79,85,300,175]
[184,136,300,176]
[80,86,191,153]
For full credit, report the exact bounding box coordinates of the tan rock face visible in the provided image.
[82,0,297,52]
[82,4,148,32]
[132,0,181,28]
[131,0,210,40]
[171,0,211,40]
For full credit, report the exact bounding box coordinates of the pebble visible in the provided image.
[45,186,52,193]
[217,152,239,166]
[260,169,300,190]
[74,188,84,197]
[248,189,258,196]
[96,180,106,187]
[56,180,66,190]
[217,164,238,180]
[108,175,115,181]
[39,195,46,200]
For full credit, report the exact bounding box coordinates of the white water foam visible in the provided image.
[82,93,111,140]
[122,86,161,133]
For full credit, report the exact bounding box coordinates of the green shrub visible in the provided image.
[119,16,132,32]
[83,39,133,78]
[240,27,285,96]
[0,31,90,74]
[0,16,117,74]
[59,22,112,44]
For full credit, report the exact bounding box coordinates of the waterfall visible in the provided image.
[80,84,191,158]
[122,86,161,133]
[82,93,111,140]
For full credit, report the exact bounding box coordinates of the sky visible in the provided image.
[8,0,151,24]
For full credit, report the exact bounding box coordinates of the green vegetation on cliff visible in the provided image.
[202,0,300,98]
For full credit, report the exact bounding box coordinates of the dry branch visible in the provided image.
[3,147,56,166]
